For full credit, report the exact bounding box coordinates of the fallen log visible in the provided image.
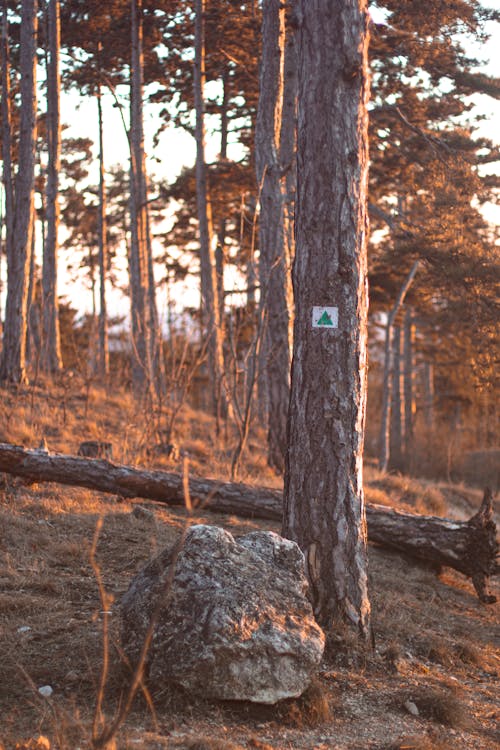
[0,442,497,602]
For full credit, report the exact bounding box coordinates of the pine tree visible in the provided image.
[0,0,38,383]
[42,0,63,373]
[283,0,371,639]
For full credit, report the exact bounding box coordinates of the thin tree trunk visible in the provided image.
[0,0,38,384]
[389,325,403,470]
[423,361,434,429]
[194,0,227,422]
[404,307,415,470]
[216,65,229,331]
[26,204,41,365]
[96,76,109,378]
[0,194,3,343]
[255,0,293,474]
[42,0,62,373]
[378,261,419,472]
[144,170,165,395]
[283,0,371,638]
[129,0,151,391]
[0,0,13,277]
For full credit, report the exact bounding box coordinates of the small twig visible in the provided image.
[395,106,453,161]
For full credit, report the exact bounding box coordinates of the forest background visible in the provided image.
[0,0,499,483]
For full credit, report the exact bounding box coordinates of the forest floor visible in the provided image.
[0,377,498,750]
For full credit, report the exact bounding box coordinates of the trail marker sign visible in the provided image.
[312,306,338,329]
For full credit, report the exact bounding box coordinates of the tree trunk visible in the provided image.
[145,173,165,396]
[1,0,14,284]
[0,0,38,384]
[129,0,152,391]
[283,0,371,638]
[255,0,293,474]
[96,76,110,379]
[378,261,419,472]
[194,0,228,422]
[42,0,62,374]
[0,443,496,602]
[26,207,41,365]
[404,307,415,470]
[216,64,229,332]
[389,325,403,470]
[423,361,434,429]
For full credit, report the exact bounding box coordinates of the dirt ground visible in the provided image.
[0,381,498,749]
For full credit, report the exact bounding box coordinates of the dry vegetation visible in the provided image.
[0,378,498,750]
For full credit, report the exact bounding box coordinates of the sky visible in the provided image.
[57,10,500,320]
[2,5,499,324]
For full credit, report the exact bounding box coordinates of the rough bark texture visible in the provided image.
[129,0,152,390]
[283,0,371,638]
[42,0,63,374]
[121,526,325,703]
[255,0,294,474]
[367,490,499,604]
[194,0,227,421]
[0,443,497,601]
[0,0,38,383]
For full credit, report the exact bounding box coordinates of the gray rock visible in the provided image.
[404,699,420,716]
[120,525,325,704]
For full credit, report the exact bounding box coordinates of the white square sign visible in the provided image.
[312,306,338,328]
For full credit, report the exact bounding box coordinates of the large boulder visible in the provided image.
[120,525,325,704]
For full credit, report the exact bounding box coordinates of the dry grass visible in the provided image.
[394,686,470,729]
[364,468,448,516]
[279,680,333,728]
[0,380,499,750]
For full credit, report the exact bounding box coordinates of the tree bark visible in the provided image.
[0,0,38,383]
[26,205,41,364]
[378,261,419,472]
[1,0,14,281]
[389,325,403,470]
[96,74,110,379]
[194,0,228,423]
[129,0,152,391]
[423,360,434,429]
[42,0,63,374]
[404,307,415,470]
[255,0,294,474]
[0,443,496,602]
[216,64,229,333]
[283,0,371,638]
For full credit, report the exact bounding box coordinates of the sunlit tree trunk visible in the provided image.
[0,0,38,383]
[194,0,227,421]
[283,0,371,639]
[96,76,109,378]
[129,0,151,390]
[27,212,41,366]
[378,261,419,472]
[42,0,62,373]
[255,0,293,473]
